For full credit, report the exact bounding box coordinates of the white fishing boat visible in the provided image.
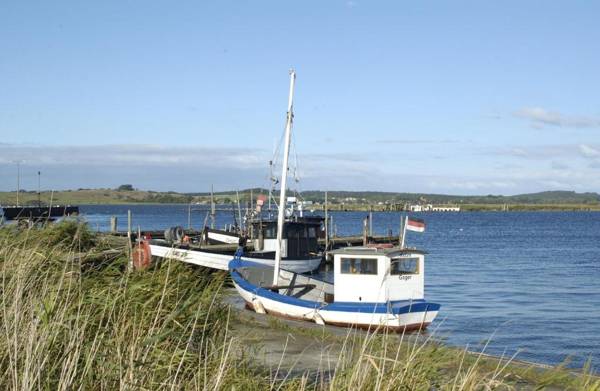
[228,69,440,331]
[229,246,440,331]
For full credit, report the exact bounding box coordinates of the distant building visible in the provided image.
[408,204,460,212]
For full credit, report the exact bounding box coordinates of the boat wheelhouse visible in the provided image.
[248,216,323,260]
[147,216,324,273]
[230,245,440,332]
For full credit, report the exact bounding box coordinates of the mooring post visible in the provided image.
[110,216,117,233]
[127,210,133,270]
[188,203,192,230]
[127,210,132,237]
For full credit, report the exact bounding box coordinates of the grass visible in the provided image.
[1,221,598,389]
[0,189,194,205]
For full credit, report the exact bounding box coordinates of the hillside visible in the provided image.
[1,188,599,209]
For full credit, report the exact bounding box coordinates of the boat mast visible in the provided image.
[273,69,296,285]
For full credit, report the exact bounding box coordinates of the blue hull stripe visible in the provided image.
[230,260,441,315]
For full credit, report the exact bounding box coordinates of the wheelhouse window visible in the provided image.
[264,226,277,239]
[340,258,378,275]
[391,257,419,275]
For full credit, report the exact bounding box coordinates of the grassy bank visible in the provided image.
[1,222,598,389]
[0,189,194,205]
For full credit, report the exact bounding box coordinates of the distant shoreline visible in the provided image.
[2,189,600,212]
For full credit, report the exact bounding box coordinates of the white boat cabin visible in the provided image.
[330,247,426,303]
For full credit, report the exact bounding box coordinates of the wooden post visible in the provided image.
[362,216,368,245]
[127,210,132,238]
[110,216,118,233]
[369,210,373,237]
[188,203,192,229]
[127,210,133,270]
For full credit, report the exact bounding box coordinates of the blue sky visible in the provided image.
[1,1,599,194]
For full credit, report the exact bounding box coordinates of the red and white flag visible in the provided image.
[406,217,426,233]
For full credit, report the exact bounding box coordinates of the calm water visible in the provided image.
[80,205,600,369]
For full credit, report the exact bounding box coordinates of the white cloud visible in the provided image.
[493,144,600,161]
[579,144,600,158]
[374,139,459,145]
[441,180,517,191]
[0,144,268,168]
[515,107,600,129]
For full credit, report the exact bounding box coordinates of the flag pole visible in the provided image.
[400,215,408,248]
[398,214,403,245]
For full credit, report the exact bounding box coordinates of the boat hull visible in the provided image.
[231,267,439,332]
[1,205,79,221]
[150,244,321,273]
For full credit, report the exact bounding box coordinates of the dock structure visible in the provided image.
[107,227,399,271]
[113,229,399,253]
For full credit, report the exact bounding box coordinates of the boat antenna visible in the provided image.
[273,69,296,286]
[37,171,41,207]
[210,184,215,229]
[14,160,22,207]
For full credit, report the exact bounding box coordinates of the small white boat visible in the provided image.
[148,242,322,273]
[230,245,440,332]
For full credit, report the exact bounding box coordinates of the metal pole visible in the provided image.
[398,214,402,244]
[273,69,296,286]
[324,191,329,251]
[37,171,41,206]
[210,184,215,229]
[16,162,20,207]
[400,216,408,248]
[369,209,373,237]
[236,189,243,232]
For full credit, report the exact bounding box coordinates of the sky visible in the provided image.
[1,1,599,195]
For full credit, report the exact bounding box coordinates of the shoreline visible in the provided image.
[228,291,599,386]
[2,189,600,212]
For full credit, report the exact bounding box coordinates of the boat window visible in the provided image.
[264,226,277,239]
[340,258,378,275]
[391,257,419,275]
[308,226,317,238]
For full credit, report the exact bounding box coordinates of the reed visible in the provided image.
[0,221,597,390]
